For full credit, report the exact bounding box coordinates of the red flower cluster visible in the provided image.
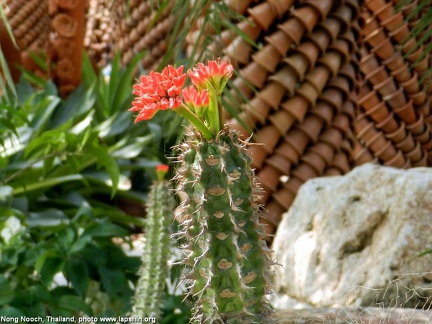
[129,65,186,122]
[188,59,234,91]
[182,86,209,112]
[130,59,233,126]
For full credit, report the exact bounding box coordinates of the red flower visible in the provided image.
[156,164,169,181]
[129,65,186,122]
[182,86,209,108]
[188,59,233,92]
[156,164,169,172]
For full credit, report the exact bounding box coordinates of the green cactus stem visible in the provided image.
[175,128,274,323]
[132,180,175,319]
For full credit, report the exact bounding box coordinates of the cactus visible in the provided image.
[176,129,273,323]
[130,60,274,323]
[131,165,174,319]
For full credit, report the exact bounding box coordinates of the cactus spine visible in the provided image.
[176,129,273,323]
[132,179,174,319]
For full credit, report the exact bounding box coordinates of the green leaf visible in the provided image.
[81,221,129,238]
[27,285,52,304]
[43,155,56,175]
[87,144,120,198]
[108,54,120,111]
[110,51,147,113]
[65,191,88,207]
[16,79,35,102]
[0,117,18,137]
[17,66,47,88]
[69,235,91,254]
[0,5,16,48]
[35,249,60,274]
[221,18,257,47]
[57,227,76,251]
[417,248,432,257]
[28,209,69,228]
[23,303,47,317]
[81,171,129,190]
[70,111,95,136]
[0,207,25,218]
[12,174,83,195]
[82,53,97,87]
[0,306,25,317]
[50,85,95,128]
[94,114,117,138]
[56,294,93,315]
[65,259,89,297]
[120,158,161,171]
[91,208,146,227]
[44,80,59,96]
[27,51,49,72]
[96,71,110,118]
[0,45,17,105]
[29,96,61,136]
[66,155,82,174]
[99,267,128,297]
[40,257,65,285]
[102,111,133,139]
[25,129,64,158]
[77,124,93,153]
[0,186,13,201]
[0,275,15,305]
[111,134,154,159]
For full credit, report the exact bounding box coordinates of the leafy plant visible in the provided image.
[0,209,140,318]
[0,51,183,318]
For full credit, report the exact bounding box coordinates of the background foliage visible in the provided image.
[0,50,189,320]
[1,0,431,321]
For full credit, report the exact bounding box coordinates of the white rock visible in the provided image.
[272,164,432,309]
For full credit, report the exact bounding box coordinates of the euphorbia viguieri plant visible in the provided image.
[130,60,274,323]
[132,164,174,319]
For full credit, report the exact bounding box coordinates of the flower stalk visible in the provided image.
[205,80,221,136]
[175,105,213,140]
